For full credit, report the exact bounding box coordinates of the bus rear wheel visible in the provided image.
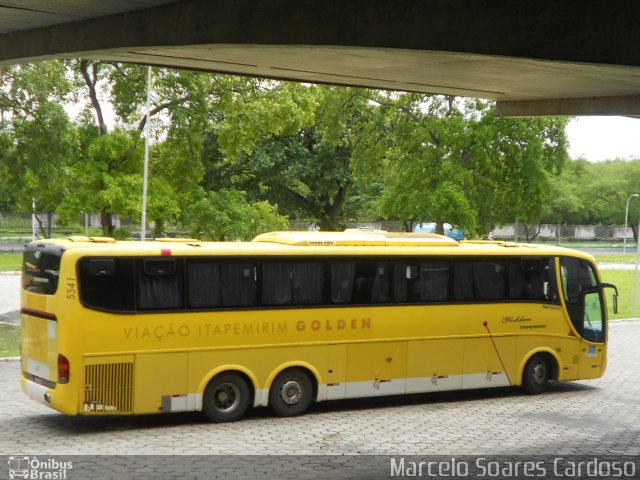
[203,373,250,422]
[269,368,313,417]
[522,354,550,394]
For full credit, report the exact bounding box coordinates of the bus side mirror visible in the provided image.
[600,283,618,315]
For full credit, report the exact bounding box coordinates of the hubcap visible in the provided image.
[532,362,547,384]
[281,379,303,405]
[213,383,240,412]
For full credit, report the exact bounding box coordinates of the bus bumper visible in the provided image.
[21,376,54,410]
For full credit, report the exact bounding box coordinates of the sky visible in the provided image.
[566,116,640,162]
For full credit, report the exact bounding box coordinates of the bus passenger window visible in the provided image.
[473,262,505,300]
[331,262,355,304]
[369,262,391,303]
[220,263,257,307]
[137,259,183,310]
[262,261,324,306]
[291,262,324,304]
[419,262,449,302]
[453,262,475,300]
[394,262,449,303]
[453,260,506,301]
[331,261,390,304]
[355,262,390,304]
[261,263,291,305]
[188,261,257,308]
[508,258,556,302]
[187,262,222,308]
[79,257,135,312]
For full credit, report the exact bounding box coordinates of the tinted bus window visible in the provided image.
[262,261,324,306]
[331,261,390,304]
[453,260,506,301]
[137,258,184,310]
[394,261,450,303]
[188,261,257,308]
[79,257,135,311]
[508,257,557,302]
[23,248,62,295]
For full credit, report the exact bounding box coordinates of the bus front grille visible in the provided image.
[84,362,134,414]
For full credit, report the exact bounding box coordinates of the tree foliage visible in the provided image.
[0,60,582,241]
[345,93,568,235]
[184,189,289,241]
[541,158,640,233]
[0,62,77,235]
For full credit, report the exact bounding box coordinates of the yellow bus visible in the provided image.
[20,230,617,422]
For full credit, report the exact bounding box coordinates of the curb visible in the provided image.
[0,356,19,362]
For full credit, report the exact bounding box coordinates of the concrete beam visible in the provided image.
[496,96,640,117]
[1,0,640,112]
[2,0,640,69]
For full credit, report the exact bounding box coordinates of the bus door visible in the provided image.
[560,258,607,380]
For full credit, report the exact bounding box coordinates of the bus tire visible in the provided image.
[203,373,250,422]
[269,368,313,417]
[522,353,550,394]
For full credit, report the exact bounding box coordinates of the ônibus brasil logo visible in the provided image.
[8,456,73,479]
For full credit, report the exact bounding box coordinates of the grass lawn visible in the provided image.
[599,269,638,320]
[0,324,19,357]
[594,254,638,264]
[0,252,21,271]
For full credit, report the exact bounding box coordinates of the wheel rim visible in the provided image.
[213,382,240,413]
[280,379,303,405]
[531,361,547,385]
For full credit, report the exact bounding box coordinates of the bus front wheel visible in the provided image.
[269,368,313,417]
[203,373,250,422]
[522,354,550,394]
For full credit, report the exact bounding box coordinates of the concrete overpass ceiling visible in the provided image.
[98,45,640,102]
[0,0,639,116]
[0,1,177,34]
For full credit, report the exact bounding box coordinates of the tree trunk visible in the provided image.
[404,220,415,233]
[101,210,114,237]
[34,214,45,239]
[46,212,53,239]
[79,60,108,135]
[523,224,542,242]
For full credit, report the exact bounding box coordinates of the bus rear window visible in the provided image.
[23,248,62,295]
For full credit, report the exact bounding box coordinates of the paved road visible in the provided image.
[0,273,19,324]
[0,320,639,478]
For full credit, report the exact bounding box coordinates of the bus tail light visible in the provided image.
[58,354,70,384]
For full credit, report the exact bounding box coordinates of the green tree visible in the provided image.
[0,62,77,236]
[75,62,305,236]
[206,127,356,230]
[203,85,381,230]
[347,93,568,236]
[472,108,568,238]
[184,189,288,241]
[57,129,145,236]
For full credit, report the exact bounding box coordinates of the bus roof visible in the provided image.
[26,231,596,262]
[252,230,460,246]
